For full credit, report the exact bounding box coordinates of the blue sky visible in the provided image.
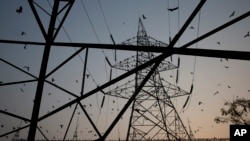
[0,0,250,140]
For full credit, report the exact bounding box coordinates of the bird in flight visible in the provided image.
[214,91,219,96]
[16,6,23,14]
[21,31,26,36]
[23,66,30,72]
[52,78,55,83]
[168,7,179,12]
[244,31,250,38]
[216,41,221,45]
[23,44,27,50]
[229,11,235,18]
[198,101,203,105]
[190,26,194,29]
[86,74,90,79]
[59,124,63,129]
[142,14,147,19]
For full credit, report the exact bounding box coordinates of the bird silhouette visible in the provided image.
[21,31,26,36]
[214,91,219,96]
[59,124,63,129]
[23,66,29,72]
[216,41,221,45]
[168,7,179,12]
[244,31,250,38]
[23,44,27,49]
[20,88,24,92]
[16,6,23,14]
[225,66,229,69]
[1,125,4,128]
[190,26,194,29]
[229,11,235,18]
[227,85,231,88]
[142,14,147,19]
[198,101,203,105]
[86,74,90,79]
[52,78,55,83]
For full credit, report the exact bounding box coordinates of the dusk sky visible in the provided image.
[0,0,250,140]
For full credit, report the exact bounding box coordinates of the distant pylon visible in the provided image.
[108,17,191,140]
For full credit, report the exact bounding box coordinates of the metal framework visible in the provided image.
[108,17,191,140]
[0,0,250,140]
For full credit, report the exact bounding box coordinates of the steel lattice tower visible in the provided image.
[1,0,249,140]
[109,18,191,140]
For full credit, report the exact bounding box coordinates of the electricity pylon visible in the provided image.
[108,18,191,140]
[1,0,249,140]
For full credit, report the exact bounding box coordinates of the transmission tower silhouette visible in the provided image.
[0,0,249,141]
[109,18,191,140]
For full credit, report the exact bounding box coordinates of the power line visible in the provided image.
[80,0,101,43]
[167,0,172,40]
[80,0,111,82]
[97,0,117,61]
[97,0,112,35]
[192,10,201,84]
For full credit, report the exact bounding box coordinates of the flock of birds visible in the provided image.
[1,3,250,140]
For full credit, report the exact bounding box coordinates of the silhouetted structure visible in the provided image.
[0,0,250,141]
[109,18,191,140]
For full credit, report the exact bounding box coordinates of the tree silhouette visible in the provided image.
[214,97,250,125]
